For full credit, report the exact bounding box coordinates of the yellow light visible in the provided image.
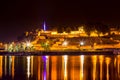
[51,32,58,35]
[80,55,84,80]
[26,41,32,47]
[99,56,104,80]
[27,43,30,47]
[62,41,68,46]
[27,56,30,78]
[80,42,84,46]
[38,31,40,36]
[0,56,3,78]
[92,56,97,80]
[63,55,68,80]
[105,57,111,80]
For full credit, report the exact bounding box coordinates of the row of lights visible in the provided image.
[26,41,85,48]
[62,41,84,46]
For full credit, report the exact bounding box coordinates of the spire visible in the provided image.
[43,21,46,31]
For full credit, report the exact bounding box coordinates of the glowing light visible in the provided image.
[105,57,111,80]
[51,56,57,80]
[51,31,58,35]
[12,56,15,79]
[92,56,97,80]
[31,56,33,77]
[26,42,31,47]
[62,41,68,46]
[42,56,49,80]
[63,55,68,80]
[0,56,3,78]
[43,21,46,31]
[27,56,30,78]
[80,42,84,46]
[80,55,84,80]
[99,55,104,80]
[45,56,49,59]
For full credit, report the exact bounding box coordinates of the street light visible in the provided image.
[80,42,84,46]
[26,42,31,47]
[26,41,33,48]
[26,42,30,47]
[62,41,68,46]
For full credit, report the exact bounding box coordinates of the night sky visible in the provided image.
[0,0,120,42]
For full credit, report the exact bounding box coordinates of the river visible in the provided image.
[0,54,119,80]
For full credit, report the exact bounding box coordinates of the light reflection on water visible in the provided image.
[0,54,119,80]
[26,56,30,78]
[62,55,67,80]
[80,55,84,80]
[105,57,111,80]
[99,55,104,80]
[0,56,2,78]
[118,55,120,78]
[92,55,97,80]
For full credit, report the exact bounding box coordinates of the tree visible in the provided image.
[94,23,103,36]
[57,26,65,33]
[66,27,71,33]
[101,25,110,34]
[84,23,94,36]
[94,23,110,36]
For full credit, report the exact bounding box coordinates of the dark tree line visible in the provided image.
[84,22,110,36]
[17,22,113,41]
[57,25,78,33]
[54,23,110,36]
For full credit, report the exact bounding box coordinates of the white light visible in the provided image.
[64,55,68,61]
[63,55,68,79]
[26,41,31,47]
[62,41,68,46]
[80,55,84,79]
[45,56,49,59]
[27,56,30,78]
[80,42,84,46]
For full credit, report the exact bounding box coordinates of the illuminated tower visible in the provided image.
[43,21,46,31]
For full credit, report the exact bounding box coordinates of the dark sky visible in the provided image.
[0,0,120,42]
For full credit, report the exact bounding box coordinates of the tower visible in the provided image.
[43,21,46,31]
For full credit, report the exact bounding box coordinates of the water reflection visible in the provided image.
[63,55,68,80]
[99,55,104,80]
[51,56,57,80]
[0,55,119,80]
[27,56,30,78]
[92,55,97,80]
[105,57,111,80]
[117,55,120,78]
[37,56,41,80]
[0,56,3,78]
[11,56,15,79]
[4,56,7,76]
[80,55,84,80]
[42,56,49,80]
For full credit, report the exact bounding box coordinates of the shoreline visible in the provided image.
[0,50,118,56]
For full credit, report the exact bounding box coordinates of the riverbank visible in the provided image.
[0,50,118,56]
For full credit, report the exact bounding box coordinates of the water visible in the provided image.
[0,54,119,80]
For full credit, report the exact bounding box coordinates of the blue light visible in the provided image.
[42,56,47,80]
[43,21,46,31]
[42,56,48,61]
